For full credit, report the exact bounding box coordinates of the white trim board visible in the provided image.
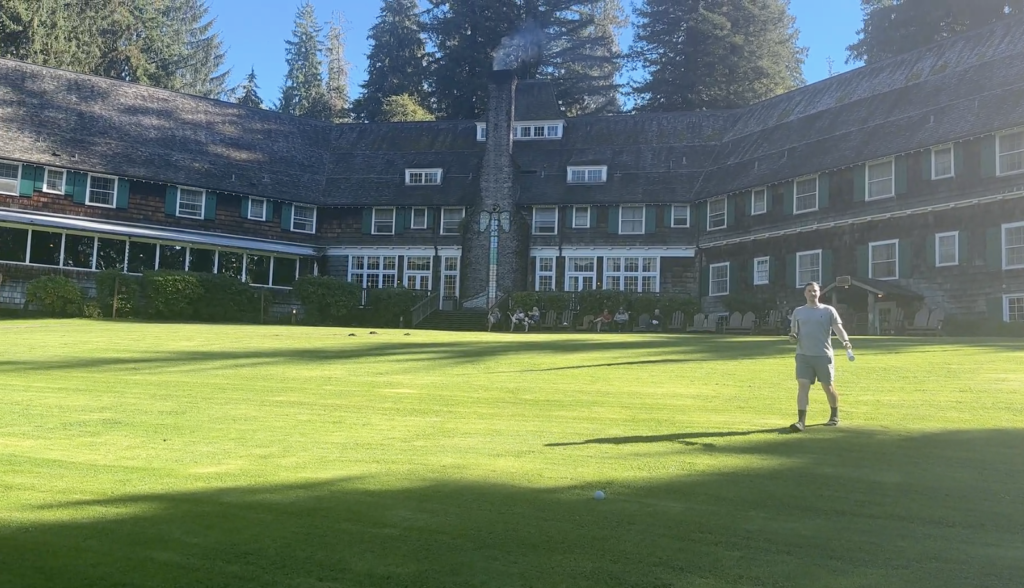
[530,246,696,258]
[324,246,462,257]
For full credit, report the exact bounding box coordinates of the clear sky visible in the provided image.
[209,0,865,105]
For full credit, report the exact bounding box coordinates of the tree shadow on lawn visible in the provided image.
[546,428,788,446]
[0,330,1018,375]
[3,429,1023,588]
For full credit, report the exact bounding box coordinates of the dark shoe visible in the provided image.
[789,421,805,433]
[824,417,840,427]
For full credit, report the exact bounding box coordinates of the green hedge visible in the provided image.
[26,276,84,317]
[941,316,1024,337]
[363,287,423,327]
[94,270,266,323]
[292,276,361,325]
[515,290,700,318]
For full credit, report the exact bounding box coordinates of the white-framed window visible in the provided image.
[869,240,899,280]
[672,204,690,227]
[751,188,767,215]
[619,205,645,234]
[349,255,398,289]
[292,204,316,234]
[440,207,464,235]
[87,174,117,207]
[794,176,818,213]
[707,197,727,230]
[404,256,432,290]
[565,257,596,291]
[532,206,558,235]
[567,166,606,184]
[536,256,555,291]
[1006,294,1024,322]
[411,207,428,229]
[248,197,267,221]
[0,160,19,195]
[935,231,958,267]
[476,124,487,142]
[43,168,66,194]
[1004,221,1024,269]
[406,168,442,185]
[709,262,729,296]
[866,159,895,200]
[514,122,563,139]
[796,250,821,287]
[372,207,395,235]
[754,257,770,285]
[442,256,460,299]
[998,130,1024,176]
[605,256,659,292]
[572,205,590,228]
[175,187,205,218]
[932,145,954,179]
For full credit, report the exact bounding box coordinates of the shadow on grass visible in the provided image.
[3,429,1023,588]
[546,428,787,446]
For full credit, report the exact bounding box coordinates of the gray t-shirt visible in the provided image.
[791,304,842,357]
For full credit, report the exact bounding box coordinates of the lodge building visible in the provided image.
[2,17,1024,328]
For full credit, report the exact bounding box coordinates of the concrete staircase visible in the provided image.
[415,310,489,332]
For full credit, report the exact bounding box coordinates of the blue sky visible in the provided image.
[210,0,865,103]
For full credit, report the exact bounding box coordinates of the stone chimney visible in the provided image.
[460,69,529,309]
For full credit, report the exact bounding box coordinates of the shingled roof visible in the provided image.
[2,15,1024,209]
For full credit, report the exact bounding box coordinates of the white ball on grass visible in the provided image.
[594,490,605,500]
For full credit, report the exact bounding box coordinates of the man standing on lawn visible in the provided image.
[788,281,853,432]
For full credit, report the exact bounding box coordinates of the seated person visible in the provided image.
[593,309,613,332]
[529,306,541,324]
[650,309,664,331]
[613,307,629,332]
[487,309,501,331]
[511,307,528,330]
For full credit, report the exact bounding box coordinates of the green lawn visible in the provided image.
[1,320,1022,587]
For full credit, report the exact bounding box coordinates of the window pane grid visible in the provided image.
[605,256,658,292]
[45,169,65,193]
[89,176,116,206]
[1000,132,1024,174]
[870,242,898,279]
[933,147,953,178]
[672,205,689,227]
[620,205,644,234]
[178,188,204,218]
[796,252,821,287]
[708,198,726,229]
[441,208,464,234]
[752,190,767,214]
[710,263,729,296]
[1008,296,1024,322]
[293,205,315,233]
[533,207,558,234]
[754,257,769,284]
[794,178,817,212]
[573,206,590,228]
[937,233,958,266]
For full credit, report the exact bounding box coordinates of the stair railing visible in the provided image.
[411,291,441,327]
[484,292,511,329]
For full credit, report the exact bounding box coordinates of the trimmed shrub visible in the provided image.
[95,270,142,318]
[193,273,264,323]
[141,271,203,320]
[363,287,422,327]
[26,276,84,317]
[578,289,631,316]
[293,276,361,325]
[942,316,1024,338]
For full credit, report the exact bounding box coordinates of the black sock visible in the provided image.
[798,410,806,424]
[830,406,839,420]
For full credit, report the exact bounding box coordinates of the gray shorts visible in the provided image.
[796,354,834,386]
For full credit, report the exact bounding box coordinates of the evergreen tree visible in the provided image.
[379,94,436,121]
[544,0,627,116]
[279,1,331,120]
[236,67,264,108]
[325,13,351,122]
[352,0,430,122]
[629,0,806,112]
[848,0,1024,65]
[424,0,624,120]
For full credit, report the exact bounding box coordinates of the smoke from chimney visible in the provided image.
[492,21,546,71]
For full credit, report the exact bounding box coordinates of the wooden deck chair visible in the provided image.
[904,307,930,335]
[541,310,556,329]
[687,313,707,332]
[909,308,945,336]
[557,310,575,329]
[760,310,781,334]
[576,314,594,331]
[633,313,651,332]
[722,312,743,333]
[667,310,685,331]
[741,311,756,332]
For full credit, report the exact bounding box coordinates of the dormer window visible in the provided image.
[514,122,563,139]
[568,166,606,184]
[406,169,442,185]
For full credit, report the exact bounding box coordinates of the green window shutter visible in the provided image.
[645,205,656,234]
[695,202,706,231]
[783,182,794,215]
[925,234,936,267]
[394,208,405,234]
[726,197,736,227]
[281,203,294,231]
[240,196,250,218]
[701,265,710,296]
[405,207,413,230]
[426,208,436,231]
[590,206,598,228]
[564,207,573,229]
[853,164,866,201]
[981,136,997,178]
[986,227,1002,268]
[821,249,834,285]
[265,201,275,223]
[608,206,619,234]
[785,253,797,288]
[32,165,45,193]
[361,208,372,234]
[164,185,177,215]
[898,240,911,278]
[922,149,933,180]
[663,206,672,227]
[64,171,77,196]
[765,190,773,213]
[18,165,35,197]
[894,155,908,194]
[203,191,216,219]
[856,245,869,278]
[115,178,130,209]
[986,297,1004,321]
[818,173,830,209]
[728,262,737,294]
[73,173,88,203]
[958,231,969,265]
[953,143,965,177]
[768,256,777,284]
